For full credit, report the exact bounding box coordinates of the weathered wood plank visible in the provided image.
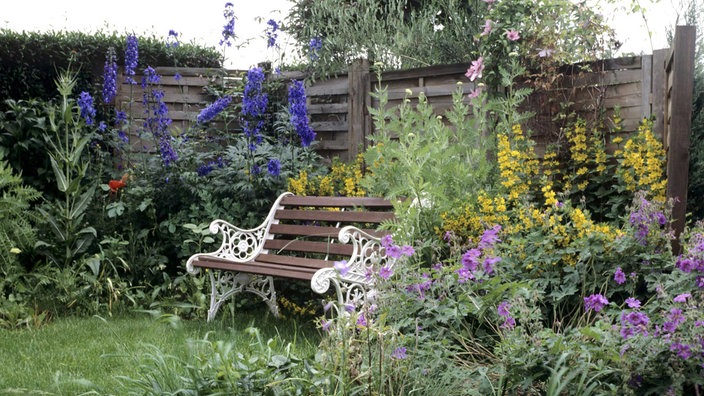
[666,26,696,251]
[652,49,668,138]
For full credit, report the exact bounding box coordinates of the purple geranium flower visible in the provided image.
[584,294,609,312]
[334,260,350,276]
[391,347,407,359]
[379,265,393,280]
[614,267,626,285]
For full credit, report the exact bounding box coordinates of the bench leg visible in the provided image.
[206,271,279,321]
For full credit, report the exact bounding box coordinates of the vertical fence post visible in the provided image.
[651,49,668,138]
[348,58,370,162]
[665,25,696,253]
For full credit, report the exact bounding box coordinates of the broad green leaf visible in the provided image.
[84,255,101,276]
[48,155,68,192]
[36,207,66,242]
[70,187,95,219]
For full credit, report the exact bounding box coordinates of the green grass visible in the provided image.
[0,308,320,395]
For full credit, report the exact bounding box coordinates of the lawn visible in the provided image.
[0,309,319,395]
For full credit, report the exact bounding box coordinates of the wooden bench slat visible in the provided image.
[280,195,395,208]
[256,253,331,269]
[268,224,386,238]
[275,209,395,223]
[264,239,354,256]
[190,256,318,280]
[268,224,339,238]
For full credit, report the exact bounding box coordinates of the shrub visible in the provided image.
[0,29,221,103]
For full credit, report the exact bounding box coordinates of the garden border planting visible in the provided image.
[186,192,397,321]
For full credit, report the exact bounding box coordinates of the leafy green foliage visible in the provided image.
[287,0,482,74]
[0,29,221,103]
[0,153,41,329]
[34,70,98,269]
[363,79,493,246]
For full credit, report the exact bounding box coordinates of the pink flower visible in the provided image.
[538,48,554,58]
[483,0,495,4]
[468,87,482,99]
[465,57,485,82]
[506,29,520,41]
[481,20,493,36]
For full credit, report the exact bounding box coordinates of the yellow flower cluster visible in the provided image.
[567,120,589,164]
[287,155,367,197]
[439,191,509,242]
[563,119,610,192]
[278,296,319,318]
[497,124,539,203]
[617,119,666,202]
[541,181,558,207]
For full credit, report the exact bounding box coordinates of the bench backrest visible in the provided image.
[259,195,395,270]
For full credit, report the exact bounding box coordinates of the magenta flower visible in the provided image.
[670,342,692,360]
[674,293,691,303]
[614,267,626,285]
[506,30,520,41]
[478,225,502,249]
[461,248,481,271]
[497,301,511,317]
[465,57,485,82]
[386,245,402,259]
[334,260,350,276]
[379,265,393,280]
[625,297,641,309]
[481,19,493,36]
[391,347,407,359]
[380,234,393,249]
[401,245,415,256]
[584,294,609,312]
[500,316,516,330]
[468,87,482,99]
[321,319,331,332]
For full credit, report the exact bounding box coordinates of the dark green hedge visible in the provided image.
[0,29,222,102]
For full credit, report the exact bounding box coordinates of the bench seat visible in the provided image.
[186,192,398,321]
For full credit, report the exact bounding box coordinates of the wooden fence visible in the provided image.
[115,27,695,244]
[115,67,242,134]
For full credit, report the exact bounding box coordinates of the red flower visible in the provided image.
[108,174,129,193]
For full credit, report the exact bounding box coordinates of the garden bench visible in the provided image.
[186,192,397,321]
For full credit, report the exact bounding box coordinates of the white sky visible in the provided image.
[0,0,687,69]
[1,0,295,69]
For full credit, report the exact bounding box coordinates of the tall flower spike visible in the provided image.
[288,80,315,147]
[197,95,232,124]
[102,47,117,104]
[309,37,322,60]
[77,92,96,126]
[266,19,279,48]
[220,2,236,47]
[241,67,268,152]
[125,34,139,85]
